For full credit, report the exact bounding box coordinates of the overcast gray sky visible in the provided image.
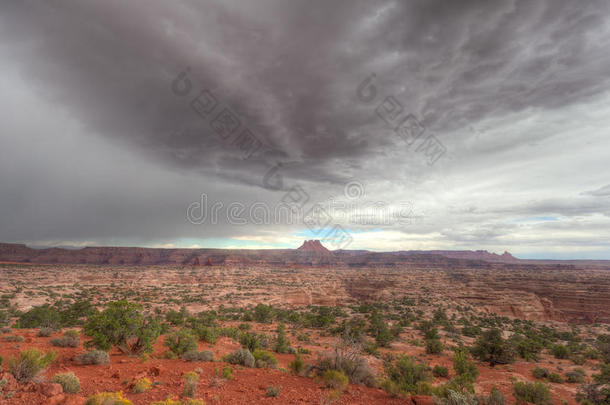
[1,0,609,258]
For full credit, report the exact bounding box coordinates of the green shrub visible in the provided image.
[253,304,274,323]
[462,325,481,337]
[3,334,24,342]
[425,338,443,354]
[57,300,97,327]
[274,323,290,354]
[16,305,61,329]
[38,327,55,337]
[513,381,551,405]
[478,386,505,405]
[223,348,255,368]
[239,331,263,352]
[83,300,161,354]
[253,349,278,369]
[570,354,586,365]
[596,334,610,363]
[266,385,281,397]
[165,307,188,326]
[9,348,57,383]
[222,365,233,380]
[51,330,80,348]
[52,372,81,393]
[75,350,109,365]
[551,344,570,359]
[453,348,479,382]
[471,329,514,366]
[532,367,550,379]
[323,369,349,391]
[593,363,610,384]
[192,325,219,344]
[183,371,199,397]
[510,334,543,361]
[383,355,431,395]
[164,329,198,356]
[183,350,214,362]
[548,372,564,383]
[289,353,305,375]
[433,365,449,378]
[133,377,152,393]
[363,340,379,356]
[85,391,133,405]
[565,368,586,383]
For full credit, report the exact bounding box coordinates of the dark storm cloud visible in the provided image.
[1,0,609,187]
[1,0,610,256]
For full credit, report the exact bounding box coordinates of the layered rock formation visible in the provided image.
[1,242,609,324]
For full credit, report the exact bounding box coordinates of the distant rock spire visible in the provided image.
[297,240,331,253]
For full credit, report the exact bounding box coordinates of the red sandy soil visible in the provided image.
[0,330,428,405]
[0,326,589,405]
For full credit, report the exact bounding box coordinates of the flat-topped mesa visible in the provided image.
[297,239,331,253]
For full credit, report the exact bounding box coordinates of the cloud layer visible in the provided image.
[1,0,609,257]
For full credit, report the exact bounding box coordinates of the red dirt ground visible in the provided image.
[0,330,430,405]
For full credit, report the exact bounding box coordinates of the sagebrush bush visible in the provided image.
[513,381,551,405]
[223,348,255,368]
[436,390,477,405]
[316,346,376,387]
[52,372,81,394]
[183,350,214,362]
[51,330,81,348]
[323,369,349,391]
[3,335,24,342]
[85,391,133,405]
[38,327,55,337]
[75,350,109,365]
[9,348,57,383]
[289,353,305,375]
[183,371,199,397]
[133,377,152,393]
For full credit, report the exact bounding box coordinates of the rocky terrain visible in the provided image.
[1,241,609,404]
[1,242,609,324]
